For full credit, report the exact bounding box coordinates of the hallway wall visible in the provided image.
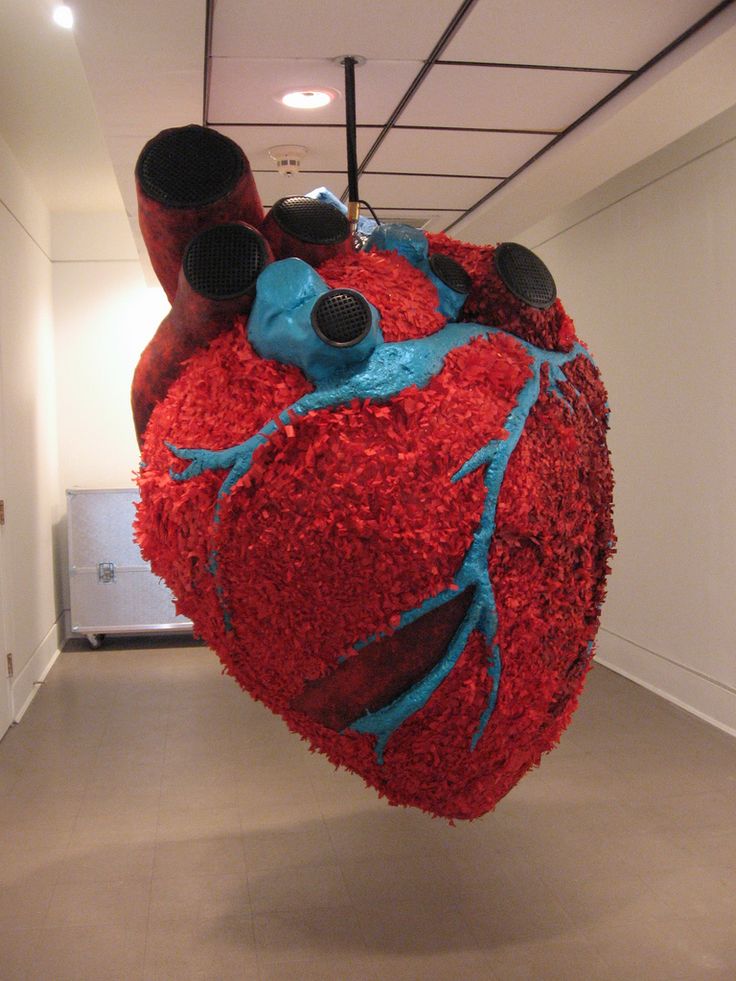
[0,136,62,726]
[520,105,736,735]
[51,211,167,492]
[51,212,168,637]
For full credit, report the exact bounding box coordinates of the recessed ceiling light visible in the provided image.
[280,89,334,110]
[52,5,74,29]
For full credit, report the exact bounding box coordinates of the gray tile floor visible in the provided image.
[0,641,734,981]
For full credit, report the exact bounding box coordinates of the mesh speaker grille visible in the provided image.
[183,224,268,300]
[311,290,371,347]
[428,253,472,295]
[494,242,557,309]
[271,197,349,245]
[137,126,244,208]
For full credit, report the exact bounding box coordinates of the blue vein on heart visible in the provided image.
[167,323,593,762]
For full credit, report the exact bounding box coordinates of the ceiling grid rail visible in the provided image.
[445,0,736,232]
[199,0,736,230]
[339,0,482,201]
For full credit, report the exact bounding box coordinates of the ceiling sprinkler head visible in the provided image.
[268,145,307,177]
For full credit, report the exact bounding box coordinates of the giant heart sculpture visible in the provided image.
[133,125,614,820]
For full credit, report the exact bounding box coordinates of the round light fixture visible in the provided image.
[52,4,74,29]
[280,89,334,110]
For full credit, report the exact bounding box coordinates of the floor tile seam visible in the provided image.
[353,907,482,957]
[245,856,350,892]
[140,864,165,979]
[603,761,723,791]
[140,662,177,981]
[12,863,61,933]
[594,832,706,872]
[318,810,369,918]
[584,936,715,978]
[151,858,250,881]
[202,810,261,939]
[468,890,579,951]
[38,823,83,905]
[251,902,373,959]
[536,865,662,899]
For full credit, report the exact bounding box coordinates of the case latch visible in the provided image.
[98,562,116,584]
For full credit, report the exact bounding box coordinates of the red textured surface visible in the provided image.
[207,335,524,706]
[136,321,313,663]
[319,250,448,342]
[291,588,474,731]
[132,226,272,443]
[134,188,615,820]
[426,232,577,352]
[280,358,613,820]
[139,329,532,711]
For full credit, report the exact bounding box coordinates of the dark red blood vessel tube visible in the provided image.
[136,125,265,301]
[132,222,272,444]
[261,196,352,267]
[426,234,576,352]
[291,588,474,731]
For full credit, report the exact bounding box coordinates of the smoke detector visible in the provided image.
[268,145,307,176]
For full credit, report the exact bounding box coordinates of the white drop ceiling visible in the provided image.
[2,0,736,251]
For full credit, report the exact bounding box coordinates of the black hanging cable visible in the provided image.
[359,199,381,225]
[341,56,361,239]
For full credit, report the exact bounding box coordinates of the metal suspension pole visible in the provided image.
[342,56,361,241]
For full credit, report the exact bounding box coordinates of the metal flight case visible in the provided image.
[66,488,192,647]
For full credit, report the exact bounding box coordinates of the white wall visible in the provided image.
[0,136,62,725]
[0,140,169,732]
[51,212,168,636]
[520,106,736,736]
[52,212,167,491]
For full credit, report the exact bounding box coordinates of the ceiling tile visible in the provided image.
[442,0,717,70]
[75,0,202,74]
[369,128,552,176]
[372,210,465,233]
[398,63,622,131]
[358,173,502,211]
[208,58,420,126]
[211,0,462,60]
[87,71,202,139]
[105,135,149,218]
[256,171,353,208]
[422,212,464,233]
[214,125,377,173]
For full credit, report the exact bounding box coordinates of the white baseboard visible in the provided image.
[11,619,63,722]
[595,628,736,739]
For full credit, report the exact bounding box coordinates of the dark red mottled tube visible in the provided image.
[426,233,576,352]
[136,125,265,301]
[132,222,272,445]
[261,196,352,266]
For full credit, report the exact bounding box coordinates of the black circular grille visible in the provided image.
[428,253,472,295]
[311,290,372,347]
[271,197,349,245]
[183,224,268,300]
[136,125,244,208]
[494,242,557,309]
